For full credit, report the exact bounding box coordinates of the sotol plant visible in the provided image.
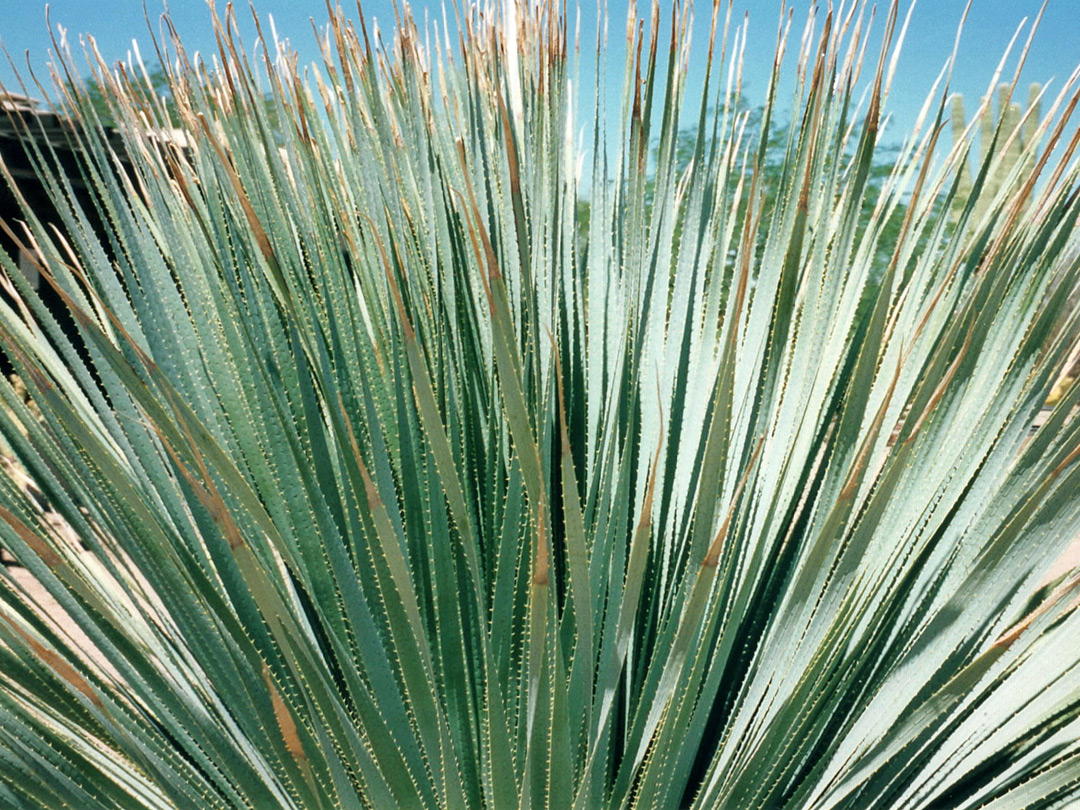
[2,1,1080,807]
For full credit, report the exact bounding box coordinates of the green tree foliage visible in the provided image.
[0,2,1079,808]
[58,61,178,130]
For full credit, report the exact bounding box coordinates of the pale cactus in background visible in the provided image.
[950,82,1042,223]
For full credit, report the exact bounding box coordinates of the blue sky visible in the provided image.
[2,0,1079,147]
